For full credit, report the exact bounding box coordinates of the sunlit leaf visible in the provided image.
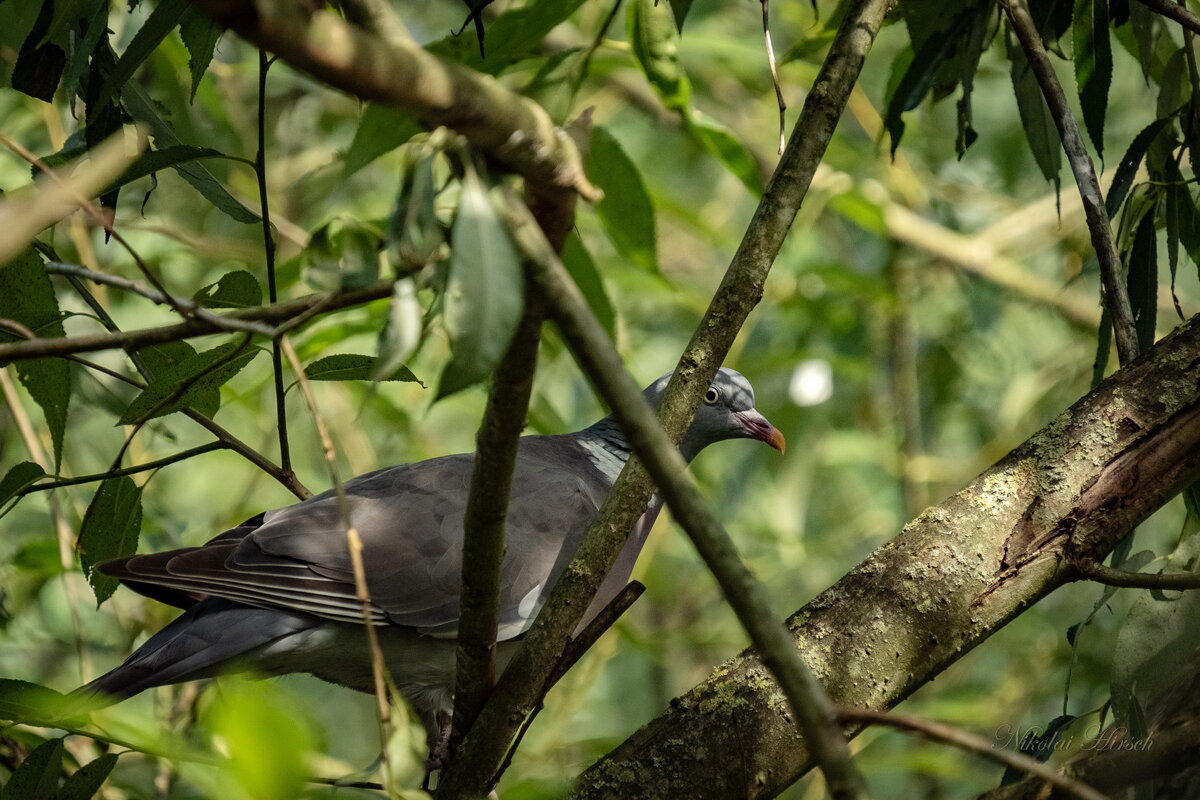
[0,249,71,467]
[117,341,260,425]
[0,681,69,726]
[438,171,523,399]
[587,126,658,273]
[78,476,143,605]
[628,0,691,112]
[343,104,422,178]
[193,270,263,309]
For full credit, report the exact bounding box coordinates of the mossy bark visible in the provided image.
[572,315,1200,799]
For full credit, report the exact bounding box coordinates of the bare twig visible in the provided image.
[836,708,1107,800]
[0,280,396,363]
[760,0,786,155]
[1001,0,1141,364]
[1134,0,1200,35]
[18,443,228,496]
[194,0,599,201]
[278,336,395,790]
[1072,557,1200,589]
[256,51,293,477]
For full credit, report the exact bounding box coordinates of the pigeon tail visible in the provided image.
[79,598,314,701]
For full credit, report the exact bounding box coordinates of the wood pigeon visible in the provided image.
[81,367,784,765]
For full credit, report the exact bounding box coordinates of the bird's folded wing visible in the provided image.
[99,441,610,639]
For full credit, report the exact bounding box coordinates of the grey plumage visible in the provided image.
[82,367,783,761]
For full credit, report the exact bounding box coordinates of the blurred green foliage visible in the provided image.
[0,0,1198,797]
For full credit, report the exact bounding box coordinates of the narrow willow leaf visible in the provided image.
[1,737,63,800]
[1127,205,1158,352]
[60,0,109,106]
[119,78,258,223]
[1128,0,1156,81]
[93,0,191,111]
[1009,34,1061,188]
[1074,0,1112,160]
[671,0,696,31]
[78,476,143,605]
[343,104,422,178]
[0,249,71,467]
[0,462,45,511]
[429,0,587,74]
[107,145,229,196]
[588,126,658,273]
[54,754,119,800]
[193,270,262,309]
[306,353,419,383]
[1091,305,1111,387]
[1105,117,1170,217]
[688,113,764,195]
[117,341,259,425]
[956,4,993,157]
[884,10,972,155]
[374,278,423,381]
[438,172,523,399]
[178,10,223,101]
[1165,165,1183,317]
[0,680,69,726]
[562,232,617,339]
[12,3,66,102]
[628,0,691,113]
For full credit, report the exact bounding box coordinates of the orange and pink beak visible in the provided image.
[737,410,786,454]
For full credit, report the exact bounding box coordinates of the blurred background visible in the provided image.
[0,0,1196,797]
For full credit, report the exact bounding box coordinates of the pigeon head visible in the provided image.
[642,367,786,461]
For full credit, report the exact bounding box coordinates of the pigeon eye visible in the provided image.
[704,387,720,404]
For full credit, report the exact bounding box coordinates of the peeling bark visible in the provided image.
[571,316,1200,799]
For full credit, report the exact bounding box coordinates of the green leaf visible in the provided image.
[428,0,588,74]
[78,476,143,605]
[0,249,71,467]
[12,3,66,102]
[107,145,230,195]
[301,218,384,291]
[1009,33,1061,188]
[117,341,259,425]
[523,47,591,125]
[136,340,199,382]
[305,354,419,383]
[53,754,118,800]
[670,0,696,31]
[342,104,422,178]
[687,113,764,195]
[193,270,263,309]
[955,3,993,157]
[0,681,68,726]
[587,126,658,273]
[60,0,109,106]
[119,78,258,223]
[1074,0,1112,160]
[562,232,616,339]
[177,11,223,101]
[1127,203,1157,352]
[0,461,46,512]
[884,10,973,155]
[391,152,446,266]
[438,171,524,399]
[1,738,63,800]
[628,0,691,112]
[1106,117,1171,217]
[93,0,192,112]
[374,279,424,382]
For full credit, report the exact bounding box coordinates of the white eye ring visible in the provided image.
[704,387,720,404]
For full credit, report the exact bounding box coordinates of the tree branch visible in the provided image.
[1133,0,1200,36]
[572,315,1200,798]
[1001,0,1140,364]
[1071,558,1200,590]
[0,280,395,363]
[193,0,598,201]
[837,708,1105,800]
[18,442,228,495]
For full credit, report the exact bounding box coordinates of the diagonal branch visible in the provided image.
[572,316,1200,798]
[1133,0,1200,35]
[193,0,598,201]
[1001,0,1140,364]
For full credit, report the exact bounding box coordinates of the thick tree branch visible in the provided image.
[572,316,1200,799]
[1001,0,1140,364]
[0,280,395,363]
[193,0,598,201]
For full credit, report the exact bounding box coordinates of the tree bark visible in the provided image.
[571,315,1200,799]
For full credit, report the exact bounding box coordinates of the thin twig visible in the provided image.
[256,50,293,477]
[0,280,396,364]
[1134,0,1200,35]
[760,0,787,155]
[1072,557,1200,589]
[18,443,228,496]
[1000,0,1141,364]
[836,708,1107,800]
[278,336,395,791]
